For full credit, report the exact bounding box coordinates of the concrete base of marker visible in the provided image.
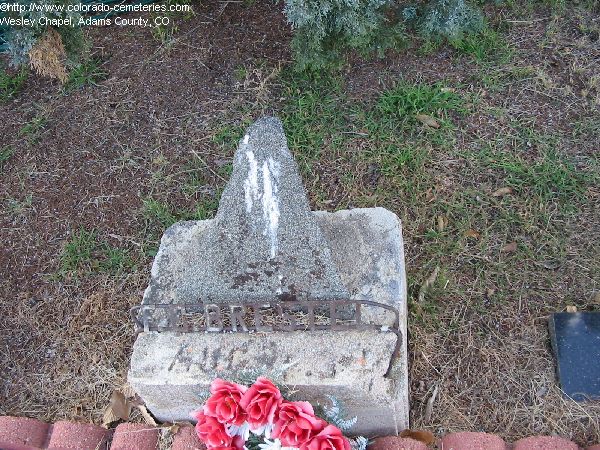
[128,207,409,436]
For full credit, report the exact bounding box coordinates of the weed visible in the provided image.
[474,144,594,205]
[213,124,246,148]
[59,228,97,275]
[151,0,195,45]
[63,58,107,92]
[142,198,177,230]
[58,228,134,277]
[0,146,15,170]
[371,81,464,134]
[19,115,46,139]
[0,67,27,102]
[451,28,512,63]
[7,194,33,215]
[192,197,219,220]
[234,66,248,81]
[281,71,345,167]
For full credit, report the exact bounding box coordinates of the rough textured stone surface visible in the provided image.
[513,436,579,450]
[439,432,507,449]
[370,436,428,450]
[110,423,159,450]
[47,421,108,450]
[171,425,205,450]
[0,416,49,450]
[143,117,348,305]
[130,207,408,436]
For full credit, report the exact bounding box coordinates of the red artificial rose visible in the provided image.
[194,410,233,447]
[204,379,248,425]
[211,436,245,450]
[239,377,283,429]
[272,401,326,447]
[300,425,351,450]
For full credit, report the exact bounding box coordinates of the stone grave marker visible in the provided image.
[128,117,409,435]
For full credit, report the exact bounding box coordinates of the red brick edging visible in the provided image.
[1,416,599,450]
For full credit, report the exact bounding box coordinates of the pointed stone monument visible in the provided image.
[143,118,349,306]
[129,117,409,436]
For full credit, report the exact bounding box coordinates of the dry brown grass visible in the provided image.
[28,28,68,83]
[0,274,144,422]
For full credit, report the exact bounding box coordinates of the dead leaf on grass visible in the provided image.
[492,187,513,197]
[425,188,436,203]
[416,114,440,128]
[400,429,436,445]
[423,384,439,423]
[501,242,517,253]
[592,292,600,305]
[418,266,440,303]
[137,403,159,426]
[566,305,577,313]
[102,390,131,427]
[167,423,181,435]
[437,215,448,232]
[464,229,480,239]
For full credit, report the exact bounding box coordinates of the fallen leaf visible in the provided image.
[437,215,448,232]
[423,384,439,423]
[418,266,440,303]
[593,292,600,305]
[501,242,517,253]
[416,114,440,128]
[167,423,181,435]
[464,229,480,239]
[102,391,131,427]
[440,87,455,93]
[400,429,436,445]
[566,305,577,313]
[136,403,158,427]
[492,187,513,197]
[425,188,436,203]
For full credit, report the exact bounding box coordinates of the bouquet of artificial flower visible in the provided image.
[192,377,359,450]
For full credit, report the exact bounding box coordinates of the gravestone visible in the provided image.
[549,312,600,401]
[128,117,409,436]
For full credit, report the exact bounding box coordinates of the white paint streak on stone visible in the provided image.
[243,150,259,212]
[262,158,280,258]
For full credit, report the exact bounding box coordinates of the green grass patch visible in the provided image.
[142,196,219,255]
[478,147,593,204]
[0,146,15,171]
[64,59,107,91]
[371,81,464,134]
[19,115,46,142]
[58,228,135,277]
[451,28,512,63]
[213,124,246,149]
[0,67,27,102]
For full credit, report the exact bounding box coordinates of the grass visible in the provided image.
[0,146,15,170]
[0,67,27,102]
[141,196,219,255]
[151,0,195,45]
[58,228,135,278]
[63,59,107,91]
[451,28,512,63]
[19,115,46,137]
[371,81,465,132]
